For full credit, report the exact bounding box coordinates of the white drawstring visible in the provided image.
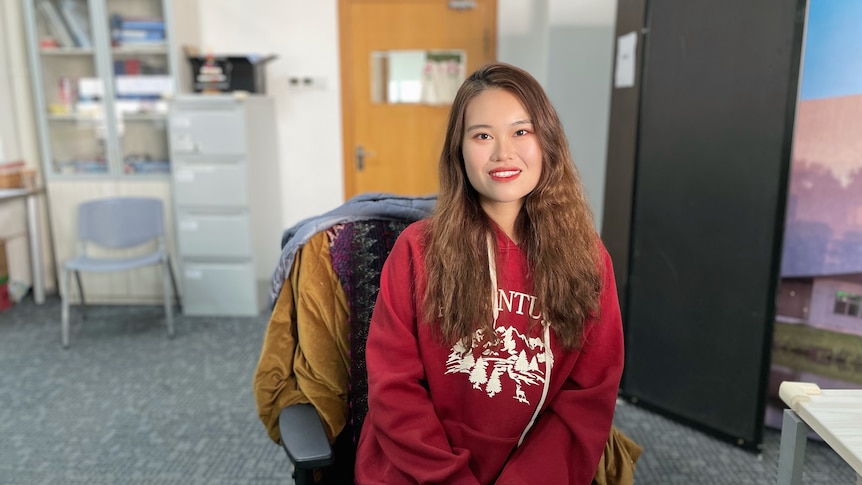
[487,232,499,324]
[486,232,553,447]
[519,322,553,446]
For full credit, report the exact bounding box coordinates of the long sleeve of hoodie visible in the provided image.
[494,247,624,485]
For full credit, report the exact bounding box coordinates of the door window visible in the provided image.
[371,50,465,105]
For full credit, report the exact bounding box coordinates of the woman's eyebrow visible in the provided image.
[465,123,492,132]
[465,120,533,132]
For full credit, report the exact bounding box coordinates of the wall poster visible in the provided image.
[768,0,862,427]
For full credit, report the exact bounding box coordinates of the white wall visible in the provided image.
[0,0,40,179]
[0,0,49,291]
[546,0,617,230]
[497,0,550,85]
[497,0,617,231]
[0,4,15,162]
[194,1,344,229]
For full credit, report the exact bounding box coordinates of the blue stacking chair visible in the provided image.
[61,197,180,348]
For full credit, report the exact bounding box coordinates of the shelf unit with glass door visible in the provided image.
[22,0,181,304]
[23,0,179,179]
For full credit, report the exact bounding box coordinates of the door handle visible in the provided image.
[355,145,376,171]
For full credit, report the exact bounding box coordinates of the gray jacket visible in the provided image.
[269,192,436,307]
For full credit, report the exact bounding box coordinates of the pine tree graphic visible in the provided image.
[470,357,489,389]
[515,350,529,372]
[486,368,503,397]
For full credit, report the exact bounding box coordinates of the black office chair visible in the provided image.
[255,193,436,484]
[274,219,413,484]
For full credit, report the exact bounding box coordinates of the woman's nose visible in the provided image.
[493,138,514,161]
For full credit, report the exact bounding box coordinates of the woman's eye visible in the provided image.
[475,133,491,140]
[514,129,529,136]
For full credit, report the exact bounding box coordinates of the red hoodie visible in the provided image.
[355,220,624,485]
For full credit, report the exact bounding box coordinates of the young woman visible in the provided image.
[355,63,624,485]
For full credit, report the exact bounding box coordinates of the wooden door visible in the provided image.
[339,0,496,199]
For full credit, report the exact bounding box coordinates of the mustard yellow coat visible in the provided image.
[253,231,350,444]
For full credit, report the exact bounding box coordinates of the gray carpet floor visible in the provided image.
[0,296,857,484]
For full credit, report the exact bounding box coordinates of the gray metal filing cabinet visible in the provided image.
[168,95,283,316]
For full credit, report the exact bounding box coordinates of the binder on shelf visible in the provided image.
[115,75,174,99]
[37,1,75,48]
[116,30,166,43]
[77,77,104,101]
[110,13,166,46]
[120,18,165,30]
[110,13,165,31]
[58,0,92,48]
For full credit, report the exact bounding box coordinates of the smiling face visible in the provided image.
[462,88,543,221]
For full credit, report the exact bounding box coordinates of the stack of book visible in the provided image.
[113,58,167,75]
[110,14,165,46]
[115,75,174,100]
[57,159,108,174]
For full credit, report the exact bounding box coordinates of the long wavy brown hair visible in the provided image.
[422,62,602,350]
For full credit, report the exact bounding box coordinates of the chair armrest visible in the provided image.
[279,403,334,469]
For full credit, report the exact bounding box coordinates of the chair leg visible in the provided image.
[163,260,175,338]
[167,257,181,310]
[74,270,87,321]
[61,269,72,348]
[293,467,315,485]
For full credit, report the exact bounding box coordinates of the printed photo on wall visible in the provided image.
[767,0,862,429]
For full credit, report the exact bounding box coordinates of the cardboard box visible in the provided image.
[0,161,37,189]
[0,162,23,188]
[0,171,20,188]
